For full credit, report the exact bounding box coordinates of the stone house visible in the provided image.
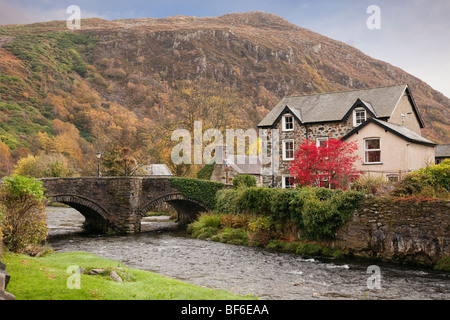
[142,164,173,176]
[210,150,263,186]
[257,84,436,188]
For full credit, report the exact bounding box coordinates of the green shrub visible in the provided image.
[247,216,274,232]
[0,174,48,254]
[265,240,286,251]
[232,175,256,188]
[187,213,222,240]
[220,227,249,246]
[295,242,323,256]
[419,159,450,190]
[392,160,449,198]
[215,189,240,214]
[298,188,364,240]
[434,257,450,272]
[193,227,220,240]
[270,189,299,221]
[392,173,446,198]
[235,187,274,215]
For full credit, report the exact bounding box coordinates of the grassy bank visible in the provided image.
[1,251,253,300]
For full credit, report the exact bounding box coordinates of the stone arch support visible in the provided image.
[139,193,209,224]
[49,195,111,233]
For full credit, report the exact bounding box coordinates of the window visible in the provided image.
[282,140,295,160]
[364,138,381,164]
[282,114,294,131]
[387,175,399,183]
[282,175,295,189]
[353,108,366,127]
[316,137,328,148]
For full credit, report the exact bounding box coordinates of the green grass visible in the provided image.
[2,251,253,300]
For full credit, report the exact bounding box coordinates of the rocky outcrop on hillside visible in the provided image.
[0,11,448,173]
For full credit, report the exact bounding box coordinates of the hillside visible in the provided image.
[0,11,448,177]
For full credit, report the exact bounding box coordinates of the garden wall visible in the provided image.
[333,197,450,265]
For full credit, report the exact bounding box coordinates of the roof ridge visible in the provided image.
[284,83,407,98]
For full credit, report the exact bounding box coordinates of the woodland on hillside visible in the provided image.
[0,12,448,178]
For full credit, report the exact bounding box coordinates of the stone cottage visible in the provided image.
[257,84,436,188]
[210,146,263,185]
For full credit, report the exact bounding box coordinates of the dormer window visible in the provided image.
[353,108,367,127]
[282,114,294,131]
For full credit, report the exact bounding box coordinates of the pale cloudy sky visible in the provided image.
[0,0,449,98]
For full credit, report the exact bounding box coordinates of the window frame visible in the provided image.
[364,138,382,164]
[282,114,294,132]
[282,139,295,161]
[316,137,329,148]
[386,175,399,183]
[282,175,295,189]
[353,108,367,127]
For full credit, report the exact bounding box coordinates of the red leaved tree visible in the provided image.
[288,139,362,189]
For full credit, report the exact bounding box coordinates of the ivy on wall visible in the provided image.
[169,177,224,209]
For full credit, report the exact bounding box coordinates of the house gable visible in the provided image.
[388,87,424,133]
[341,99,378,126]
[270,106,302,129]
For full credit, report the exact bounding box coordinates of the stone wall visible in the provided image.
[333,197,450,265]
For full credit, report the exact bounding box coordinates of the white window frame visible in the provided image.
[282,139,295,161]
[353,108,367,127]
[386,175,399,183]
[282,175,295,189]
[364,138,381,164]
[316,137,329,147]
[282,114,294,132]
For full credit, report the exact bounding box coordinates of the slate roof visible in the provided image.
[224,155,262,175]
[143,164,173,176]
[435,144,450,158]
[342,118,437,147]
[258,84,423,127]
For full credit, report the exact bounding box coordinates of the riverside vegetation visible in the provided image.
[188,174,366,259]
[188,161,449,268]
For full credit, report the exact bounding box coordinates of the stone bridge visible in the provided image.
[40,177,211,234]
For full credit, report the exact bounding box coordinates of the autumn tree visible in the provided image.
[102,147,141,177]
[288,139,361,189]
[14,153,75,178]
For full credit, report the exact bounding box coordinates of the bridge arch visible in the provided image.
[49,195,110,233]
[139,193,209,224]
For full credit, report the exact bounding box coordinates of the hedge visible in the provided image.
[214,186,364,240]
[169,177,224,209]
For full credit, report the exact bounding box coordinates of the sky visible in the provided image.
[0,0,449,98]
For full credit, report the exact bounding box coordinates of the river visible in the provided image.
[46,207,450,300]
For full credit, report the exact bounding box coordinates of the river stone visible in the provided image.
[88,268,106,275]
[0,289,15,300]
[0,269,10,290]
[110,270,122,282]
[0,273,5,290]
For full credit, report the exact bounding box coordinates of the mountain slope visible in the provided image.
[0,11,448,176]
